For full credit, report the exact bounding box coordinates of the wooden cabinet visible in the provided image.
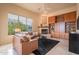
[48,16,56,24]
[64,12,76,22]
[50,12,76,39]
[48,16,56,33]
[56,15,64,22]
[64,13,69,22]
[64,12,76,33]
[69,12,76,21]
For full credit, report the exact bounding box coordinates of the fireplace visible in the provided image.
[41,28,48,34]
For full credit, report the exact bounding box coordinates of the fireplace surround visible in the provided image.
[41,28,48,34]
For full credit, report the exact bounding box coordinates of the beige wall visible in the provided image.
[0,4,40,45]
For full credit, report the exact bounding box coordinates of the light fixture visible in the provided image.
[38,4,49,15]
[38,4,48,14]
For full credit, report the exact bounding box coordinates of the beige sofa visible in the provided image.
[51,32,69,39]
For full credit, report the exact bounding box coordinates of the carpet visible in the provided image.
[33,37,59,55]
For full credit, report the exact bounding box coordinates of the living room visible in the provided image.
[0,3,79,55]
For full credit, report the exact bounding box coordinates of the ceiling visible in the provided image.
[15,3,76,14]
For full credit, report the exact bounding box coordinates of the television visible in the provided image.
[77,16,79,30]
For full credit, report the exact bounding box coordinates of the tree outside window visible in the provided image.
[8,13,32,35]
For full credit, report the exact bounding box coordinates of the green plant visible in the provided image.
[8,21,28,35]
[8,22,15,35]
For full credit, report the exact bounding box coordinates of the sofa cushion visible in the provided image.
[31,35,39,39]
[23,36,29,42]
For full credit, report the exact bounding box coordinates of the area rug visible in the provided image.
[33,37,59,55]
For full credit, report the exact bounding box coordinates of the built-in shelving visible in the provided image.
[65,21,76,33]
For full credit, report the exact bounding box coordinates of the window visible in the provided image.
[8,13,32,35]
[8,14,18,35]
[26,18,32,32]
[18,16,27,31]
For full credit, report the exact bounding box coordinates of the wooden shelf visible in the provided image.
[65,21,76,33]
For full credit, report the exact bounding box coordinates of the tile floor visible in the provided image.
[0,38,77,55]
